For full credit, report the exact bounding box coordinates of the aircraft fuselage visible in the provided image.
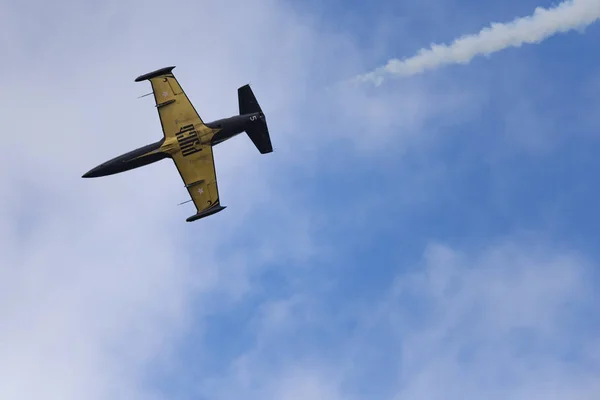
[82,112,262,178]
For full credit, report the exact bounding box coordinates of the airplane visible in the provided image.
[82,66,272,222]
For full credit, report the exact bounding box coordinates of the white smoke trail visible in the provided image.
[356,0,600,86]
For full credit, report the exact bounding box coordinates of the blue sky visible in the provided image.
[1,0,599,399]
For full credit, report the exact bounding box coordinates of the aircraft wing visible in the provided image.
[135,66,225,222]
[171,145,225,222]
[135,66,205,138]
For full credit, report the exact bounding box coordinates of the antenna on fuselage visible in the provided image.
[178,199,193,206]
[137,92,153,98]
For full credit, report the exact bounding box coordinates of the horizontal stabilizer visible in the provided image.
[238,84,262,115]
[246,125,272,154]
[238,84,273,154]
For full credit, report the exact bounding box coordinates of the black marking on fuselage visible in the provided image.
[176,124,202,157]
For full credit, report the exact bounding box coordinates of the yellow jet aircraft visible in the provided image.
[82,66,272,222]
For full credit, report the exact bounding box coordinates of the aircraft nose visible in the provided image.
[82,165,103,178]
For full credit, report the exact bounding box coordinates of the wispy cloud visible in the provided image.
[1,0,598,399]
[386,241,600,399]
[0,0,339,398]
[199,240,599,400]
[356,0,600,85]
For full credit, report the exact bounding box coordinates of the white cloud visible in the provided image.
[206,239,599,400]
[0,0,343,399]
[2,1,596,400]
[323,74,484,152]
[385,241,600,399]
[269,366,344,400]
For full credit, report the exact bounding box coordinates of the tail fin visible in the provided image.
[238,84,273,154]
